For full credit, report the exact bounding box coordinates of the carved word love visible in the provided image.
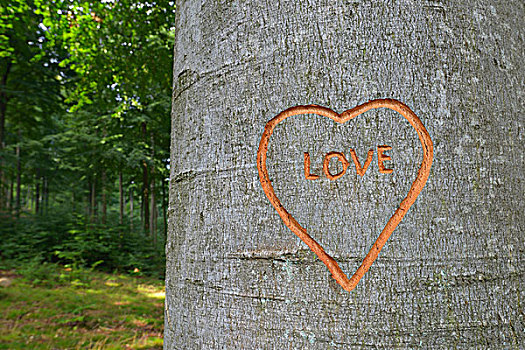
[257,99,433,292]
[304,146,393,181]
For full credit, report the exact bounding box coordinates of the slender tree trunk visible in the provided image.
[34,170,40,215]
[40,176,45,215]
[150,132,156,245]
[90,179,96,223]
[142,121,150,235]
[87,181,92,218]
[140,190,144,227]
[15,137,21,217]
[7,177,13,210]
[119,171,124,226]
[0,60,11,211]
[130,185,134,232]
[150,195,156,246]
[165,1,524,349]
[162,176,168,241]
[0,60,10,150]
[43,177,48,214]
[150,181,156,242]
[4,183,9,210]
[142,166,150,235]
[101,168,107,224]
[123,185,126,219]
[26,186,31,211]
[101,126,107,224]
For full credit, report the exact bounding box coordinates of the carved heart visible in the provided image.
[257,99,433,292]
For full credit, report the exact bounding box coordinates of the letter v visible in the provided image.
[349,149,374,177]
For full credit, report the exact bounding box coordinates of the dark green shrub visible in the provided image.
[0,209,165,279]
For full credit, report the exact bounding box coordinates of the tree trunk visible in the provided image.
[101,168,107,224]
[142,164,149,234]
[165,1,524,349]
[162,176,168,241]
[0,60,11,211]
[150,132,156,245]
[34,170,40,215]
[90,179,96,223]
[40,177,44,214]
[142,122,150,235]
[26,185,31,211]
[130,184,134,232]
[87,181,92,218]
[7,176,13,210]
[0,60,10,151]
[15,137,21,217]
[150,178,156,243]
[151,195,157,246]
[119,171,124,226]
[43,177,48,214]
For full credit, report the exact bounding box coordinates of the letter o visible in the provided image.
[323,152,350,181]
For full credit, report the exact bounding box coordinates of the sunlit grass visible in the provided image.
[137,284,165,300]
[0,265,164,349]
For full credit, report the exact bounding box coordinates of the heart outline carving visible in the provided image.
[257,99,433,292]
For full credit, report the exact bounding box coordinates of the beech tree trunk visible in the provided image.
[162,177,168,240]
[15,137,21,216]
[90,179,96,223]
[166,1,524,349]
[34,169,40,215]
[119,171,124,226]
[142,122,150,235]
[101,169,107,224]
[42,176,48,214]
[150,132,156,243]
[130,185,134,232]
[7,176,13,210]
[0,60,11,211]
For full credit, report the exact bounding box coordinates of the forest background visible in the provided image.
[0,1,174,347]
[0,0,175,277]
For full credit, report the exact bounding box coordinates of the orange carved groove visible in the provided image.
[256,99,433,292]
[323,151,350,181]
[349,148,374,177]
[303,152,320,180]
[377,145,394,174]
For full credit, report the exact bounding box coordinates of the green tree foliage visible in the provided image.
[0,0,175,276]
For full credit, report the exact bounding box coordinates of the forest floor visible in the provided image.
[0,263,164,349]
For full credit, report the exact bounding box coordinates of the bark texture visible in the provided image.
[166,1,524,349]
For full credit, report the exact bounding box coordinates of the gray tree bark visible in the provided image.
[166,1,524,349]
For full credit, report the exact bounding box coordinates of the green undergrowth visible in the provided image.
[0,210,166,280]
[0,261,164,349]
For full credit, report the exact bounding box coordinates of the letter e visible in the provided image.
[377,145,393,174]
